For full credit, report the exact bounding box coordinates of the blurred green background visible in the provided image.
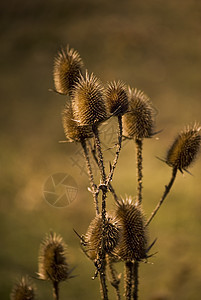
[1,0,201,299]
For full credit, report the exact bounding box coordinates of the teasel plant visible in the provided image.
[10,276,36,300]
[37,231,73,300]
[52,45,201,300]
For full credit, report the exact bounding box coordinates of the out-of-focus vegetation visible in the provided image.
[0,0,201,299]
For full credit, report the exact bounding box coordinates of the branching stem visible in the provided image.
[52,281,59,300]
[145,167,178,227]
[135,138,143,205]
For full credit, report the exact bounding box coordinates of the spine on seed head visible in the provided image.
[84,214,121,261]
[105,80,129,116]
[38,232,69,283]
[72,71,108,126]
[10,276,36,300]
[53,45,84,95]
[62,101,93,142]
[166,123,201,172]
[114,196,148,262]
[122,87,155,139]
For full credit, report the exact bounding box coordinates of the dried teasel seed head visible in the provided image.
[72,71,108,126]
[38,232,69,283]
[62,102,93,142]
[114,196,148,262]
[10,276,36,300]
[105,81,129,116]
[53,45,84,95]
[122,87,155,139]
[84,215,120,260]
[166,124,201,172]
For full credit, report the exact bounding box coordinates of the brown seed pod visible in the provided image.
[38,232,69,283]
[10,276,36,300]
[122,88,155,139]
[84,214,120,261]
[166,124,201,172]
[62,102,93,142]
[105,81,129,116]
[114,196,147,262]
[72,72,108,126]
[53,45,84,95]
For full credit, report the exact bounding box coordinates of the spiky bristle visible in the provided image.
[62,102,93,142]
[114,196,147,262]
[105,81,129,116]
[10,276,36,300]
[72,72,108,126]
[53,46,83,95]
[122,88,155,139]
[166,124,201,171]
[38,232,69,282]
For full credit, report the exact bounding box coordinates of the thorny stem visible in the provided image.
[81,139,99,215]
[52,281,59,300]
[133,261,139,300]
[106,115,123,186]
[92,124,108,300]
[125,261,133,300]
[135,138,143,205]
[145,167,178,227]
[108,258,121,300]
[88,139,121,205]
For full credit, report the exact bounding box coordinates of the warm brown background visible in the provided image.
[1,0,201,299]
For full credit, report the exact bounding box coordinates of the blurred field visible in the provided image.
[1,0,201,299]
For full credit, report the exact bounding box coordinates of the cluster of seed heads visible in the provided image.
[84,197,148,263]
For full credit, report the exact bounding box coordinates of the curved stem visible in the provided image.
[81,139,99,215]
[145,167,178,227]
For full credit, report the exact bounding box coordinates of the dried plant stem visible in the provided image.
[92,124,108,300]
[125,261,133,300]
[135,138,143,205]
[108,258,121,300]
[81,139,99,215]
[106,115,123,185]
[88,137,121,205]
[53,281,59,300]
[132,261,139,300]
[145,167,178,227]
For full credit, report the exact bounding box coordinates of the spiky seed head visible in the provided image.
[166,124,201,171]
[105,81,129,116]
[10,276,36,300]
[122,88,155,139]
[72,72,108,126]
[38,232,69,283]
[62,102,93,142]
[114,196,147,262]
[53,46,84,95]
[84,215,120,260]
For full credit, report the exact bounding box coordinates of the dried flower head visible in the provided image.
[53,46,84,95]
[84,215,120,261]
[62,102,93,142]
[122,88,155,139]
[166,124,201,172]
[10,276,36,300]
[38,232,69,283]
[105,81,128,116]
[72,72,108,126]
[114,196,147,262]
